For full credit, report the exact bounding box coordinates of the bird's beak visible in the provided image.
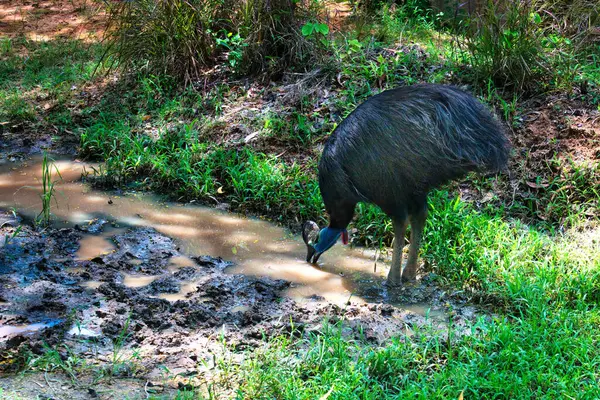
[302,220,321,264]
[306,244,317,263]
[302,222,344,264]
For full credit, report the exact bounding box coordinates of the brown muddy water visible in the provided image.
[0,155,436,311]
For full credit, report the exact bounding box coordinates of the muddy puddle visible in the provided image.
[0,155,483,394]
[1,155,444,309]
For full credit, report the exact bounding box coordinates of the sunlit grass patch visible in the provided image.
[0,40,103,89]
[178,310,600,399]
[425,192,600,310]
[0,90,36,123]
[0,39,105,128]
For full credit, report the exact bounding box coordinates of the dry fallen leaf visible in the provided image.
[319,386,334,400]
[525,181,549,189]
[458,390,464,400]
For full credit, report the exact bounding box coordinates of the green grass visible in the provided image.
[24,343,89,383]
[0,39,104,129]
[14,314,144,385]
[163,299,600,399]
[210,309,600,399]
[0,91,35,123]
[36,152,61,227]
[0,40,102,90]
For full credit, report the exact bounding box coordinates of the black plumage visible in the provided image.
[311,83,510,285]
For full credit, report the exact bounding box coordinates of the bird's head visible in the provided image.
[302,221,348,264]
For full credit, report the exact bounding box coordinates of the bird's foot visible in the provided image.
[385,273,403,288]
[401,264,418,282]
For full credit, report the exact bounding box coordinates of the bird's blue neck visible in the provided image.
[314,227,345,253]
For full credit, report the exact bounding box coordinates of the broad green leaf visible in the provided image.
[348,39,361,48]
[301,23,314,36]
[317,23,329,35]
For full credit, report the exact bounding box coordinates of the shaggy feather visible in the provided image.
[318,84,510,227]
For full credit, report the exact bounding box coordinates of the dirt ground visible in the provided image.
[0,0,105,43]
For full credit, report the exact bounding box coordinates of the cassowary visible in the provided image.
[303,84,510,286]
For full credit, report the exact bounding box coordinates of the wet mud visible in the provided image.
[0,157,485,397]
[0,209,482,380]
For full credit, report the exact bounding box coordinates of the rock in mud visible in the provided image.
[145,275,180,294]
[74,217,109,233]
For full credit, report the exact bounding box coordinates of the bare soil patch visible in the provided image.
[0,0,106,43]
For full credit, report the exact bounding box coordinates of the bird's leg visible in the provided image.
[402,206,427,282]
[387,217,407,287]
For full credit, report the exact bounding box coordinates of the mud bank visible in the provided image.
[0,206,484,397]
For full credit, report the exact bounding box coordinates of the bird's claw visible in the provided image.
[385,272,403,288]
[306,246,323,264]
[401,264,418,282]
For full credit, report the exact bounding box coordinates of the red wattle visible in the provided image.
[341,231,349,245]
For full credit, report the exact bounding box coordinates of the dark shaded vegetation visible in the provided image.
[102,0,327,81]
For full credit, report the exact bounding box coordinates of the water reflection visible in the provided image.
[0,320,61,338]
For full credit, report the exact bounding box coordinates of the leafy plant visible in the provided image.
[102,0,222,84]
[37,152,62,227]
[302,21,330,42]
[543,34,581,91]
[102,0,325,80]
[215,31,247,70]
[460,0,548,91]
[239,0,324,74]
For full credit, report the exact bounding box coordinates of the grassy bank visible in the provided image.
[2,0,600,398]
[205,308,600,399]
